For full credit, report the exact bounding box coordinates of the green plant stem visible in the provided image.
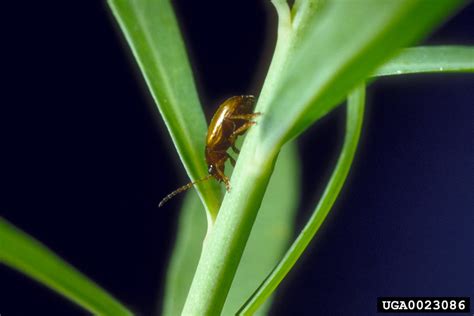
[181,141,277,315]
[238,85,366,315]
[0,218,132,316]
[180,2,296,314]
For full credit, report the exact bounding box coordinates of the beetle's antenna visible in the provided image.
[158,175,213,207]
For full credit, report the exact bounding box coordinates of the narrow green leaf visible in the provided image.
[372,46,474,76]
[256,0,466,153]
[108,0,221,220]
[161,192,207,316]
[238,85,366,315]
[0,218,132,316]
[162,143,300,316]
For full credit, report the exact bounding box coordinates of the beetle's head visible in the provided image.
[208,164,216,176]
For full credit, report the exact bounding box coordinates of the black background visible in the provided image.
[0,1,473,315]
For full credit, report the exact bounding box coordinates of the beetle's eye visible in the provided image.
[208,165,214,174]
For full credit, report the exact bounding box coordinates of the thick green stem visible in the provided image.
[181,133,278,315]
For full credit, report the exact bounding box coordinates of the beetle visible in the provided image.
[158,95,260,207]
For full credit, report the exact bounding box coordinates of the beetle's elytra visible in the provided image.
[158,95,260,207]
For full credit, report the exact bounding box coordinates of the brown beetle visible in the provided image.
[158,95,260,207]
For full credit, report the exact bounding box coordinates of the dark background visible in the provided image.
[0,1,472,315]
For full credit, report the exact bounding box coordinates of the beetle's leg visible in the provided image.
[214,155,231,192]
[230,112,262,121]
[222,118,240,153]
[223,119,239,154]
[227,121,256,153]
[231,121,256,138]
[227,153,236,167]
[217,168,231,191]
[223,176,231,192]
